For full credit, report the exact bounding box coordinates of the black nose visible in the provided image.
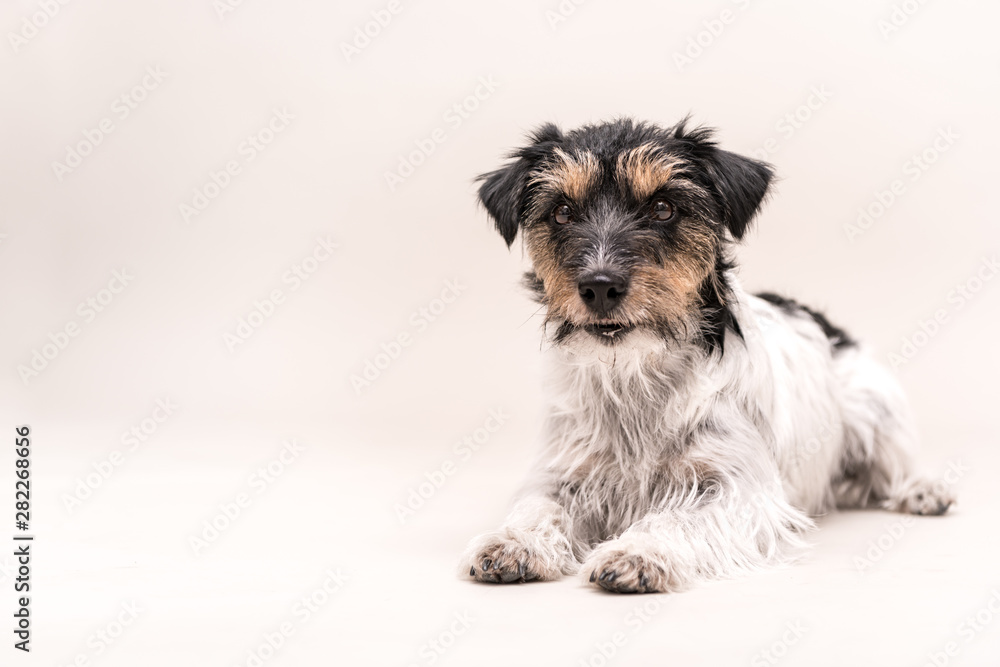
[578,272,628,316]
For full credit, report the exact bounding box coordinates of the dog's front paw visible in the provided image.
[463,531,567,584]
[892,478,955,516]
[583,545,674,594]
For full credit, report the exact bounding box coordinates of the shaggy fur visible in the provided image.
[461,118,953,594]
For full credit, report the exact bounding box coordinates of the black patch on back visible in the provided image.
[755,292,857,351]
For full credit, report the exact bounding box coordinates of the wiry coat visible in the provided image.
[462,119,951,593]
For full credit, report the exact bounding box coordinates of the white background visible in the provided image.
[1,0,999,665]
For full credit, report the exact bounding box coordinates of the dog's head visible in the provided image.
[478,118,772,353]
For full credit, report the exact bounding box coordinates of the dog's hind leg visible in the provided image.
[832,348,955,516]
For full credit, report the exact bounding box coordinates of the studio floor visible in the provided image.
[27,416,1000,667]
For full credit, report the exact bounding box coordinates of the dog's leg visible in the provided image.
[462,494,576,583]
[834,350,955,516]
[582,454,813,594]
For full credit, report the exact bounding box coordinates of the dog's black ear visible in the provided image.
[705,148,774,240]
[477,123,563,247]
[672,119,773,241]
[478,164,528,247]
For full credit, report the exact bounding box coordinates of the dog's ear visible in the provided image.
[704,148,774,241]
[672,119,773,241]
[478,123,563,247]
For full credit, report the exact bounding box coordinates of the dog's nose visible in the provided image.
[578,272,628,316]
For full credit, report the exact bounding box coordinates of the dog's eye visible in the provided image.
[552,204,574,225]
[651,200,676,222]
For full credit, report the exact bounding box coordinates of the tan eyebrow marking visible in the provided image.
[530,148,600,202]
[616,143,680,200]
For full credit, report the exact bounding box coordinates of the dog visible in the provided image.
[460,118,954,594]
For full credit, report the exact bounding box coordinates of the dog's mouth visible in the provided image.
[584,321,635,341]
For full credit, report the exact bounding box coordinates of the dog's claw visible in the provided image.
[518,562,526,579]
[639,574,649,589]
[589,571,596,583]
[482,558,492,571]
[470,566,476,577]
[600,570,616,582]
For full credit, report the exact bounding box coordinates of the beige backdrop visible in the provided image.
[1,1,998,665]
